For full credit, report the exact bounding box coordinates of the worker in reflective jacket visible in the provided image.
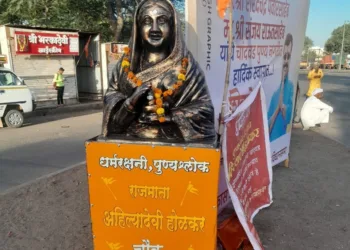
[53,67,65,107]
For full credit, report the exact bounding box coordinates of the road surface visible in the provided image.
[0,73,348,193]
[0,111,102,192]
[298,73,350,148]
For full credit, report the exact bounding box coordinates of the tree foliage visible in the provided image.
[0,0,23,24]
[104,0,185,42]
[300,36,314,62]
[325,23,350,54]
[301,50,318,62]
[0,0,186,43]
[302,50,318,63]
[303,36,313,52]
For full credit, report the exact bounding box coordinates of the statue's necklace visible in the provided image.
[121,46,189,123]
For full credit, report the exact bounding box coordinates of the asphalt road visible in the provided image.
[0,73,348,193]
[298,73,350,148]
[0,111,102,193]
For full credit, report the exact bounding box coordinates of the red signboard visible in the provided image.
[15,31,79,56]
[228,87,253,112]
[223,84,273,250]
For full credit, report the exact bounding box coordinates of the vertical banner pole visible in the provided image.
[218,1,233,146]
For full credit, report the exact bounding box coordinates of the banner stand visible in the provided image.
[283,158,290,168]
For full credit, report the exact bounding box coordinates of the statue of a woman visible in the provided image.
[102,0,215,143]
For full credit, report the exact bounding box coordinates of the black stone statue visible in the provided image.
[102,0,215,143]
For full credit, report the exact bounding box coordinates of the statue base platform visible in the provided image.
[85,137,221,250]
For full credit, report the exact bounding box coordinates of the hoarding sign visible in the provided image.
[196,0,310,165]
[15,31,79,56]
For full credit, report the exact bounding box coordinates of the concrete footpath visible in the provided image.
[25,101,103,119]
[255,129,350,249]
[0,129,349,249]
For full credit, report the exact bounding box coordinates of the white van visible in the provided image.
[0,67,36,128]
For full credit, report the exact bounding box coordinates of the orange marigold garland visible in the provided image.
[123,47,130,55]
[122,47,189,123]
[158,117,166,123]
[127,71,134,79]
[154,57,189,123]
[121,47,142,87]
[156,98,163,108]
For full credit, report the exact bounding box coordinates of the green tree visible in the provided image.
[301,50,317,63]
[106,0,139,42]
[301,36,314,61]
[107,0,185,43]
[1,0,69,27]
[0,0,186,42]
[325,23,350,54]
[0,0,114,41]
[308,50,318,63]
[0,0,23,24]
[303,36,314,52]
[66,0,113,42]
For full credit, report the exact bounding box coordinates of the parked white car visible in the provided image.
[0,67,36,128]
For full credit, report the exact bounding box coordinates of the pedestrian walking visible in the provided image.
[301,88,333,130]
[307,63,323,96]
[53,67,65,107]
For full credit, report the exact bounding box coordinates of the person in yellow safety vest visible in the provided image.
[53,67,65,107]
[307,63,324,96]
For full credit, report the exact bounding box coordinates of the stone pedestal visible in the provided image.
[86,138,221,250]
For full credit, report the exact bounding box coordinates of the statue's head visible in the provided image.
[137,0,174,49]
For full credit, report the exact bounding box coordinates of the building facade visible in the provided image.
[0,25,102,107]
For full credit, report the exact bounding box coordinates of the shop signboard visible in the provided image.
[15,31,79,56]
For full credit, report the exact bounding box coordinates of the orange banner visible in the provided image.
[86,141,221,250]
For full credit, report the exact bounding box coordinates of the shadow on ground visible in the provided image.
[255,129,350,249]
[21,109,101,127]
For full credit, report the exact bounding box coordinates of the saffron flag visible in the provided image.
[84,36,92,58]
[217,0,230,19]
[89,55,94,68]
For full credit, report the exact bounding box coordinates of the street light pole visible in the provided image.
[339,21,348,70]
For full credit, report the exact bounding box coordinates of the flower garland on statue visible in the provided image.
[121,47,143,87]
[121,47,189,123]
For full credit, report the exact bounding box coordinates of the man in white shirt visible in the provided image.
[301,88,333,130]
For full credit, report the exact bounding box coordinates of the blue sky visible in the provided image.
[306,0,350,47]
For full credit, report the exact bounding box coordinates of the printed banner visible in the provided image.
[195,0,310,165]
[217,162,230,214]
[223,83,273,250]
[14,31,79,56]
[86,142,221,250]
[110,43,128,56]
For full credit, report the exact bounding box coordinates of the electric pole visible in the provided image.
[339,21,348,70]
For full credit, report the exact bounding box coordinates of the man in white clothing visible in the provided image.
[301,88,333,130]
